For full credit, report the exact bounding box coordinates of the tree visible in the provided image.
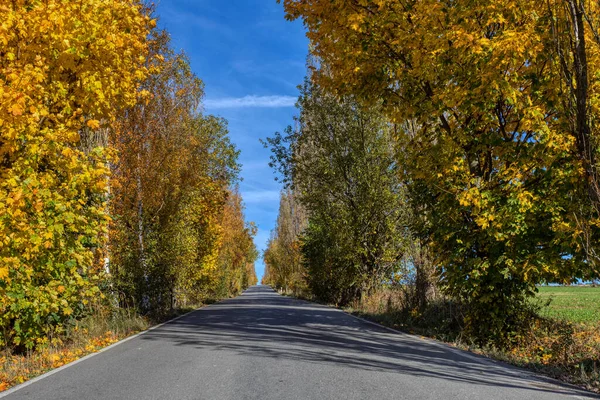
[109,31,240,315]
[0,0,152,349]
[281,0,599,342]
[262,189,307,294]
[214,188,258,297]
[266,78,409,305]
[548,0,600,266]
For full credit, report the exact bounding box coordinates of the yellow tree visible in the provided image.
[262,189,307,295]
[281,0,600,342]
[0,0,151,349]
[109,31,204,313]
[110,31,241,312]
[547,0,600,265]
[214,188,258,297]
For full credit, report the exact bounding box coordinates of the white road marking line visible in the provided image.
[0,307,204,398]
[341,310,594,399]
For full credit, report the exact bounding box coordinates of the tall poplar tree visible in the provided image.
[266,78,409,304]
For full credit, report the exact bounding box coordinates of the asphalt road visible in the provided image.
[2,285,597,400]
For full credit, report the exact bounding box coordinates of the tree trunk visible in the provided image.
[567,0,600,208]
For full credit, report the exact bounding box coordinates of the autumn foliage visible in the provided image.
[262,189,307,295]
[215,189,259,296]
[281,0,600,343]
[0,0,152,349]
[108,30,249,315]
[0,1,257,351]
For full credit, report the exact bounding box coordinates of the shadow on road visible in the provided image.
[140,286,595,398]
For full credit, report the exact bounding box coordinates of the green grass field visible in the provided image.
[536,286,600,324]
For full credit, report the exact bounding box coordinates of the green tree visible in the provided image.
[266,78,409,304]
[281,0,600,343]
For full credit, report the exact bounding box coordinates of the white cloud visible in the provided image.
[241,190,281,204]
[204,95,296,109]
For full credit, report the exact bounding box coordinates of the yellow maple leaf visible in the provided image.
[9,103,23,116]
[86,119,100,129]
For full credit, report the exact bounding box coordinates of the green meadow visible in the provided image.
[536,286,600,324]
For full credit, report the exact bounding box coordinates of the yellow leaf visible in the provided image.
[9,103,23,116]
[86,119,100,129]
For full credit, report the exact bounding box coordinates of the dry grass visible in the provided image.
[0,301,202,392]
[499,319,600,392]
[0,308,151,392]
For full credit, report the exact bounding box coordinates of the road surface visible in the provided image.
[2,285,596,399]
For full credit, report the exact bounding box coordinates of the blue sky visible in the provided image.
[155,1,308,282]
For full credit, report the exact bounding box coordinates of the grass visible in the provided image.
[536,286,600,324]
[0,309,149,392]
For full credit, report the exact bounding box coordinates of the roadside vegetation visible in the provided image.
[0,307,149,391]
[0,0,257,391]
[264,0,600,392]
[342,286,600,392]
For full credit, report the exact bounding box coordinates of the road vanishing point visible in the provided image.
[2,286,597,400]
